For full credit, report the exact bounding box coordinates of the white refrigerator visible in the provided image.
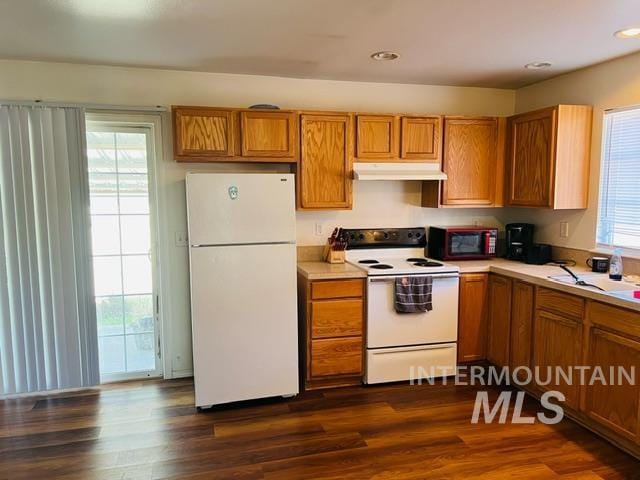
[186,173,299,408]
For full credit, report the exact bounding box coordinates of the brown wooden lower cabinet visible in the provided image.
[584,327,640,442]
[457,273,488,363]
[298,275,365,390]
[532,309,583,409]
[510,281,534,378]
[486,274,512,367]
[583,301,640,445]
[482,277,640,457]
[310,337,363,377]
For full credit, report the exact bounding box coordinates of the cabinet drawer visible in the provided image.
[537,287,584,320]
[311,279,364,300]
[311,337,363,377]
[588,301,640,340]
[311,299,363,339]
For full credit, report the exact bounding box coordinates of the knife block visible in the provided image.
[324,247,345,264]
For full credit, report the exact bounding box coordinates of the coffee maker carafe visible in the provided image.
[505,223,534,261]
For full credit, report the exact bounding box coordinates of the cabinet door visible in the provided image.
[487,275,512,368]
[442,117,497,205]
[400,116,442,161]
[173,107,235,160]
[299,114,352,209]
[585,328,640,442]
[507,107,557,207]
[457,273,488,363]
[240,111,297,159]
[532,309,582,409]
[356,115,399,159]
[510,281,534,376]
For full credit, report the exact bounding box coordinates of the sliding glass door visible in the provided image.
[85,119,162,382]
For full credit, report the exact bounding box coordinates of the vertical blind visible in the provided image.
[597,106,640,250]
[0,105,100,395]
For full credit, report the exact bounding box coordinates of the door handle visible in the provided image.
[369,274,459,283]
[371,344,455,354]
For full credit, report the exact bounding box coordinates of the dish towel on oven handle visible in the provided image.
[394,276,433,313]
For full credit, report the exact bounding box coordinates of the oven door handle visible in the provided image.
[369,274,459,282]
[370,344,456,354]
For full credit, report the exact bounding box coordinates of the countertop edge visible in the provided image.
[297,262,367,280]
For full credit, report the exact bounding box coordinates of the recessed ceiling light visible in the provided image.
[371,51,399,61]
[615,27,640,38]
[524,61,553,70]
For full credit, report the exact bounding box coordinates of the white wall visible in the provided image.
[0,59,515,377]
[509,51,640,251]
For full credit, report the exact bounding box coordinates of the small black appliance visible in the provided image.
[505,223,535,261]
[524,243,552,265]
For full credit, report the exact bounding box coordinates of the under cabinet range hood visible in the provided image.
[352,162,448,181]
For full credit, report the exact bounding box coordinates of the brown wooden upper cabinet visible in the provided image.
[172,106,297,162]
[432,116,506,207]
[506,104,592,209]
[355,115,399,159]
[297,113,353,210]
[239,110,297,158]
[355,114,442,162]
[173,107,236,160]
[400,116,442,161]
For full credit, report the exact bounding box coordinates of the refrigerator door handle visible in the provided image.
[192,241,296,248]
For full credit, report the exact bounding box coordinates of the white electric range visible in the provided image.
[343,227,459,384]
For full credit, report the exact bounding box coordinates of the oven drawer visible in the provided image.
[365,343,457,384]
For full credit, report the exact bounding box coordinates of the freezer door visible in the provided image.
[190,243,299,407]
[186,173,296,246]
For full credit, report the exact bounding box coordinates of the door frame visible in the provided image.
[85,112,166,382]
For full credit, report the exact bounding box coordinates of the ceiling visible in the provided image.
[1,0,639,89]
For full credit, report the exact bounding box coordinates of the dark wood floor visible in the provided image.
[0,378,638,479]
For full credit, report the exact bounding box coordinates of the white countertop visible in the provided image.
[449,258,640,312]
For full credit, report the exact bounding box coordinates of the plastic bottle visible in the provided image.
[609,248,623,281]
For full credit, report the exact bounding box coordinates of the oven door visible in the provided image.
[367,273,459,349]
[447,231,486,258]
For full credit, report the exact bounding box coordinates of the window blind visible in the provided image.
[596,107,640,250]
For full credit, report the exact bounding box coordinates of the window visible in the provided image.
[596,106,640,251]
[86,118,162,382]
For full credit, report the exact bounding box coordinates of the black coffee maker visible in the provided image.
[505,223,535,261]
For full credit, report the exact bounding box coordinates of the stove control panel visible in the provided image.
[343,228,426,249]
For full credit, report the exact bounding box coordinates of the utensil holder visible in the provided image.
[325,249,345,264]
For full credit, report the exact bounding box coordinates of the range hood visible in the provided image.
[353,162,447,181]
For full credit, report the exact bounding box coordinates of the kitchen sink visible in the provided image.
[548,273,639,292]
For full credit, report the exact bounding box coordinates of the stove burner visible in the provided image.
[369,264,393,270]
[358,259,379,264]
[413,261,443,267]
[407,257,428,262]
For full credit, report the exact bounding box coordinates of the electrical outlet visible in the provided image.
[560,222,569,238]
[174,231,188,247]
[314,223,323,236]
